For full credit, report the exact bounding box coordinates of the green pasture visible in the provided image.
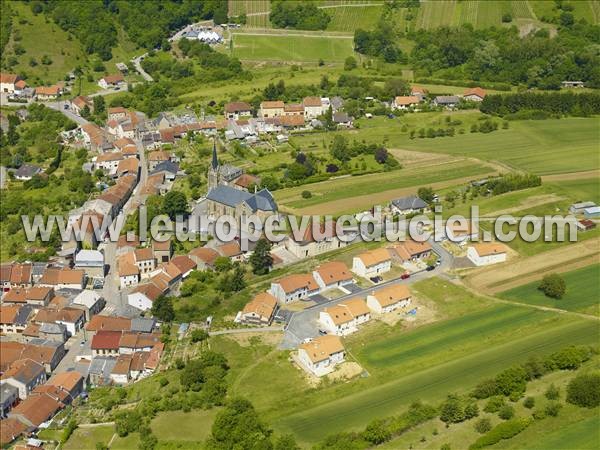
[499,264,600,316]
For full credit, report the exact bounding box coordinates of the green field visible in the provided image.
[324,4,384,32]
[63,425,114,450]
[151,409,219,444]
[499,264,600,316]
[232,33,355,62]
[325,116,599,175]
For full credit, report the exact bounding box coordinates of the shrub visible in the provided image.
[484,396,505,413]
[532,409,547,420]
[474,418,492,434]
[362,419,391,445]
[469,418,533,449]
[472,379,500,399]
[498,405,515,420]
[523,397,535,409]
[538,273,566,299]
[546,346,592,370]
[495,366,528,396]
[545,384,560,400]
[545,401,562,417]
[566,372,600,407]
[301,190,312,199]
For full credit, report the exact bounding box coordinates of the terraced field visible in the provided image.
[324,3,384,31]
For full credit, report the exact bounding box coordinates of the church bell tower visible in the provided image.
[207,139,219,191]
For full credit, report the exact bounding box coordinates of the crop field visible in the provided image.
[228,0,271,28]
[232,33,355,62]
[350,116,599,175]
[273,304,598,443]
[499,264,600,316]
[324,4,384,32]
[274,159,492,215]
[151,409,219,443]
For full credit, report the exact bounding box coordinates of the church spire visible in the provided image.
[211,138,218,170]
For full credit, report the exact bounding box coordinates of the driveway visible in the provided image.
[46,101,89,126]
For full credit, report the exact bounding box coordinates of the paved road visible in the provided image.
[131,54,153,82]
[47,101,90,126]
[280,239,453,349]
[0,166,6,189]
[53,329,86,373]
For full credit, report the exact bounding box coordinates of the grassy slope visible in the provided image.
[499,264,600,316]
[325,4,383,32]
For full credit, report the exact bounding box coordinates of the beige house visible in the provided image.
[236,292,278,326]
[297,335,345,377]
[467,242,507,266]
[259,101,285,118]
[387,239,432,263]
[284,223,348,259]
[269,274,320,304]
[312,261,353,291]
[352,248,392,278]
[302,96,324,119]
[319,298,371,336]
[366,284,411,314]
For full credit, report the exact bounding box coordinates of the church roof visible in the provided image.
[207,185,277,212]
[211,139,218,170]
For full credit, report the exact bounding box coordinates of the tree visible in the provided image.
[249,238,273,275]
[190,329,209,343]
[151,295,175,322]
[566,372,600,407]
[301,190,312,199]
[344,56,357,71]
[383,78,410,97]
[214,256,232,273]
[439,395,465,425]
[523,396,535,409]
[362,418,391,444]
[274,434,299,450]
[180,359,206,391]
[417,186,435,204]
[498,404,514,420]
[495,366,528,396]
[474,418,492,434]
[93,95,105,114]
[538,273,566,299]
[230,265,246,292]
[207,398,272,449]
[330,135,350,162]
[374,147,389,164]
[162,191,188,220]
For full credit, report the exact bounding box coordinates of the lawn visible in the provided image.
[232,33,355,62]
[63,425,114,450]
[151,409,219,444]
[499,264,600,316]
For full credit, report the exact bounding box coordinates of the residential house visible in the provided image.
[170,256,196,279]
[152,239,172,263]
[14,164,42,181]
[259,101,285,118]
[312,261,353,291]
[8,391,64,428]
[110,354,132,385]
[0,359,46,399]
[44,372,84,404]
[1,263,33,289]
[278,114,305,129]
[410,86,428,101]
[148,150,172,171]
[561,81,585,88]
[302,97,324,119]
[319,298,371,336]
[118,332,161,354]
[188,247,219,270]
[236,292,278,326]
[116,157,139,178]
[85,315,131,333]
[88,357,117,386]
[284,103,304,116]
[333,112,353,127]
[224,102,252,119]
[72,290,105,320]
[22,322,67,343]
[0,73,22,93]
[285,222,349,259]
[216,241,244,262]
[0,305,32,334]
[33,307,85,337]
[98,74,125,89]
[269,274,320,303]
[107,107,128,122]
[70,96,93,115]
[1,384,19,418]
[0,340,64,373]
[297,335,345,377]
[569,201,596,214]
[150,161,180,182]
[433,95,460,108]
[352,248,392,279]
[91,331,121,357]
[127,283,162,312]
[577,219,596,232]
[445,221,478,244]
[0,417,26,445]
[467,242,508,266]
[95,152,124,175]
[387,239,432,263]
[2,287,54,308]
[34,85,62,101]
[38,268,85,290]
[390,195,429,215]
[463,87,486,102]
[393,96,420,110]
[366,284,411,314]
[117,253,140,289]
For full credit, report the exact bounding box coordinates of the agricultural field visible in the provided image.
[151,409,219,444]
[499,264,600,317]
[324,3,384,32]
[62,425,114,450]
[228,0,271,28]
[274,158,493,215]
[231,33,355,62]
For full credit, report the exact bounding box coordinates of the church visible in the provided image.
[206,140,278,221]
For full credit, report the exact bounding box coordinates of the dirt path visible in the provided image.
[479,194,566,218]
[465,237,600,294]
[542,169,600,182]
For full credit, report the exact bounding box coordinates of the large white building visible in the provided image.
[467,243,507,266]
[297,335,345,377]
[366,284,411,314]
[352,248,392,279]
[319,298,371,336]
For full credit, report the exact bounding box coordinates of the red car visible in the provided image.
[401,273,410,280]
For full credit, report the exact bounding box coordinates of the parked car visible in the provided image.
[426,265,435,271]
[370,275,383,283]
[435,259,441,266]
[318,329,328,335]
[401,273,410,280]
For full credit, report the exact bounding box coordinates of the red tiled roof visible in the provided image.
[91,330,122,350]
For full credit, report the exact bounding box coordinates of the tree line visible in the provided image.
[480,92,600,117]
[270,0,331,30]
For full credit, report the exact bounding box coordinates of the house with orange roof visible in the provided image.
[297,335,345,377]
[236,292,278,326]
[393,95,420,110]
[0,305,32,334]
[127,283,162,312]
[463,87,486,102]
[352,248,392,279]
[302,96,325,119]
[95,151,124,174]
[319,298,370,335]
[98,74,125,90]
[410,86,428,101]
[259,101,285,118]
[91,330,121,357]
[8,391,64,428]
[312,261,353,291]
[366,284,411,314]
[0,417,26,445]
[387,239,433,263]
[284,220,349,259]
[85,315,131,332]
[2,287,54,308]
[216,241,243,261]
[0,263,34,289]
[46,371,84,401]
[467,242,507,266]
[170,255,196,279]
[269,273,320,303]
[188,246,219,270]
[117,252,140,289]
[70,95,93,115]
[116,157,139,178]
[0,359,46,399]
[0,73,22,93]
[38,268,85,290]
[35,84,62,100]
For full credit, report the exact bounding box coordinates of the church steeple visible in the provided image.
[211,138,219,170]
[208,138,219,191]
